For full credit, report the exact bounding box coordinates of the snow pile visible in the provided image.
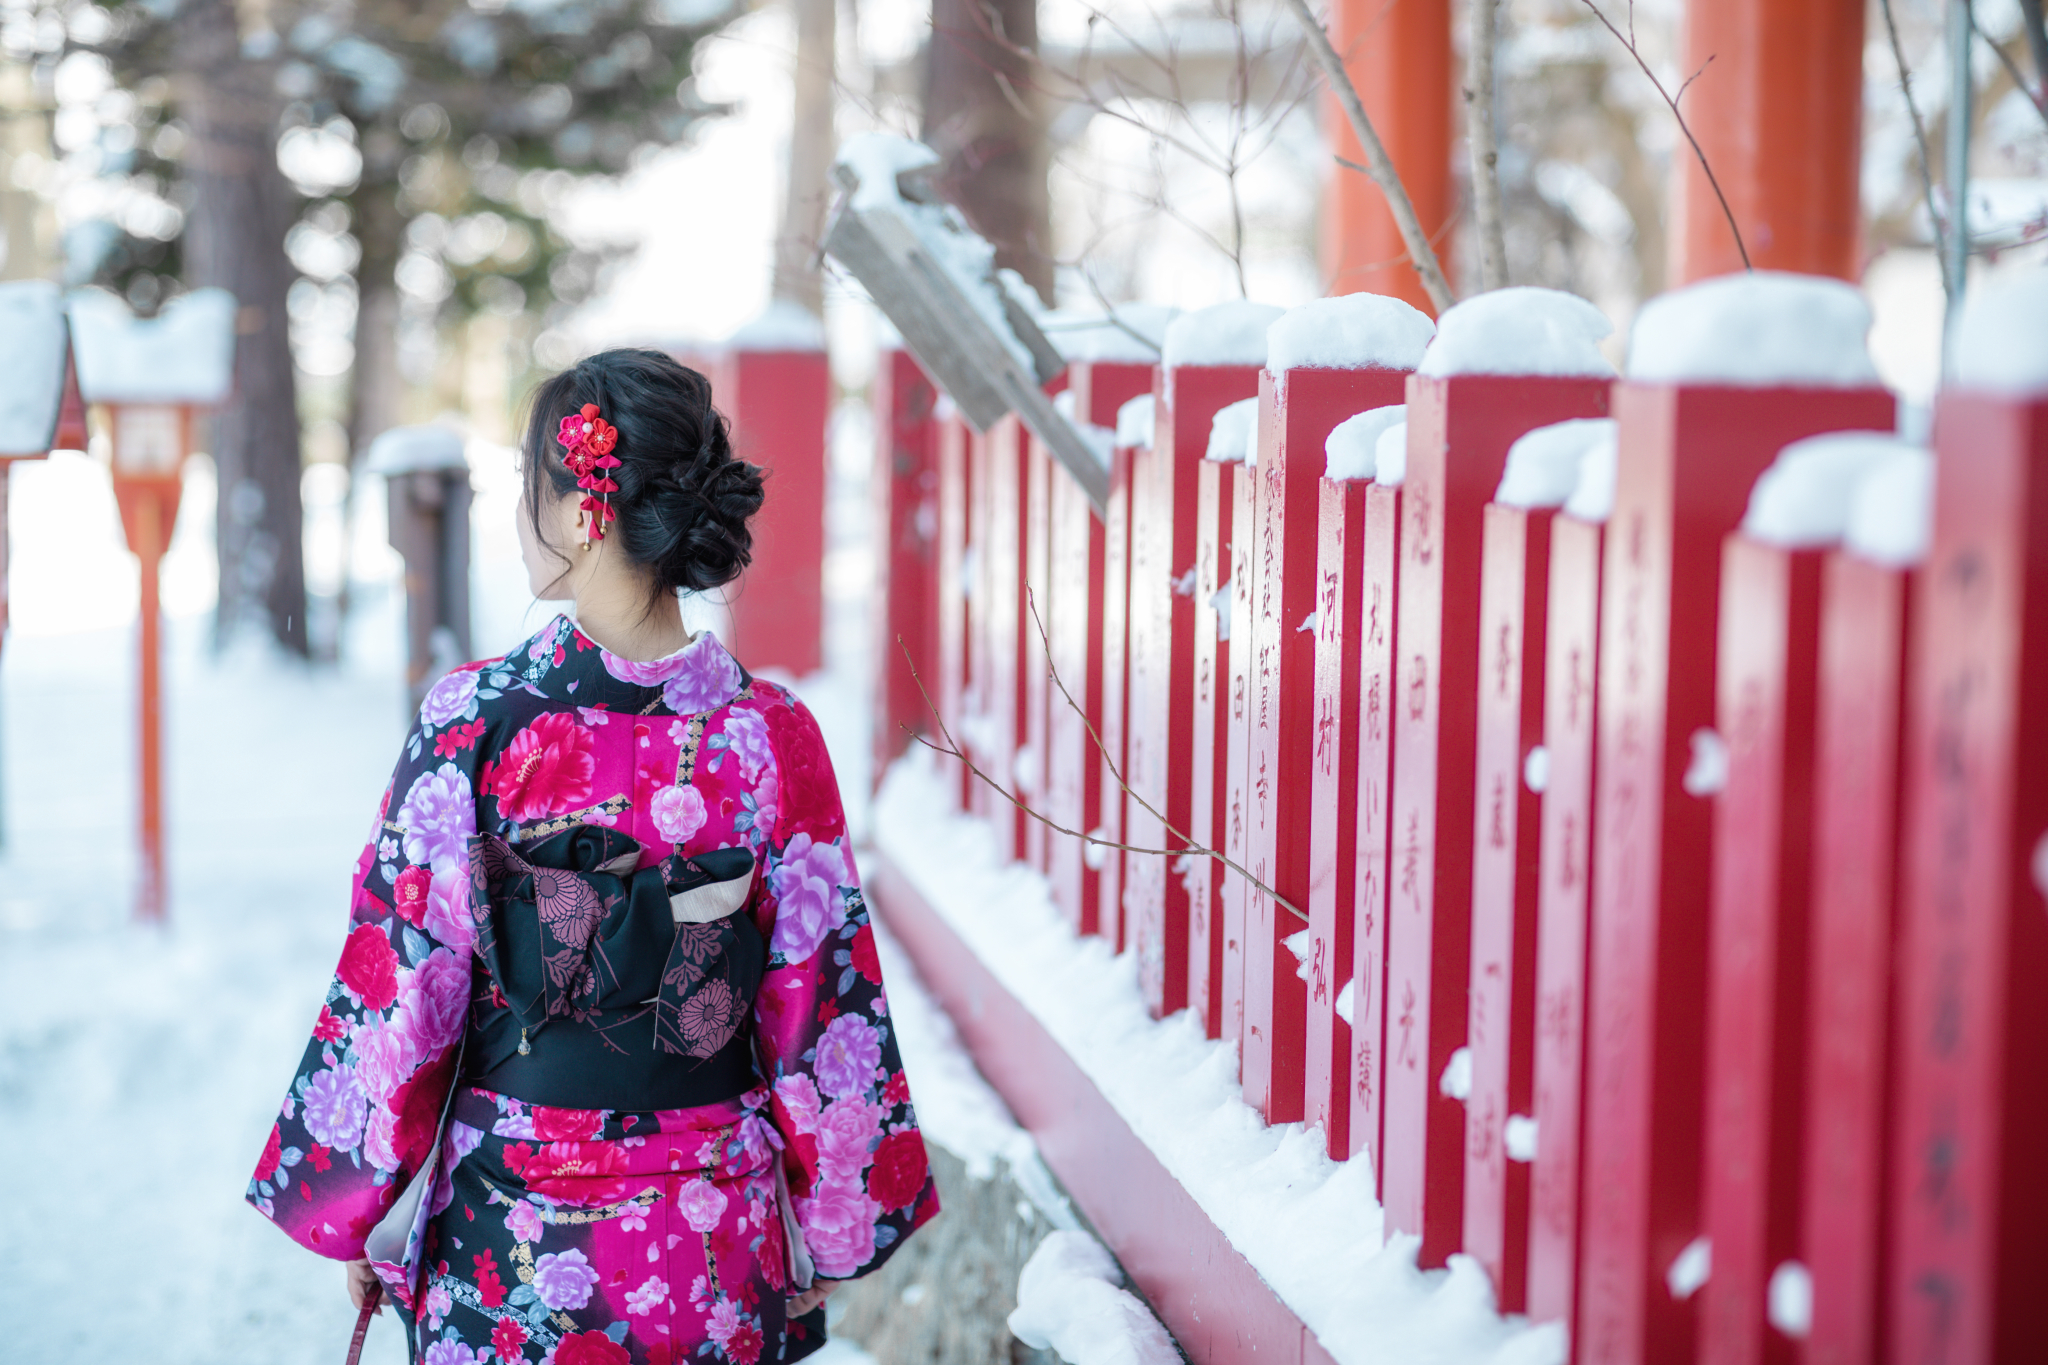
[1496,419,1617,509]
[1742,432,1918,549]
[67,286,238,404]
[1266,294,1435,374]
[1375,421,1410,487]
[1116,394,1157,450]
[1417,288,1614,379]
[1044,304,1179,363]
[836,131,941,212]
[1950,269,2048,395]
[1325,405,1405,481]
[0,280,69,455]
[1563,427,1618,523]
[1007,1231,1180,1365]
[1627,272,1881,389]
[729,298,828,352]
[365,424,469,475]
[875,750,1565,1365]
[1053,393,1118,469]
[1844,444,1936,568]
[1207,397,1259,463]
[1161,300,1287,369]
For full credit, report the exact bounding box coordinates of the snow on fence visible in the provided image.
[859,263,2048,1365]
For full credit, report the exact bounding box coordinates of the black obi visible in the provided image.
[461,824,765,1110]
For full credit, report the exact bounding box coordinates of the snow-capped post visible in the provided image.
[719,302,829,676]
[1699,432,1921,1363]
[1024,414,1058,873]
[0,282,74,657]
[1462,414,1617,1314]
[1890,274,2048,1365]
[65,286,237,924]
[982,415,1030,861]
[366,425,473,712]
[1578,273,1893,1365]
[1095,395,1152,948]
[872,344,943,786]
[1384,288,1613,1273]
[1192,392,1255,1041]
[1047,341,1159,937]
[1129,303,1277,1019]
[1796,444,1928,1365]
[1248,295,1428,1126]
[936,403,974,810]
[1525,424,1616,1337]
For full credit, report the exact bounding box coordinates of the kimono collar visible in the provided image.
[546,615,747,715]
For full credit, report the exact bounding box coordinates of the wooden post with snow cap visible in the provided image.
[1192,396,1257,1040]
[1023,423,1055,871]
[1096,398,1149,949]
[1246,295,1425,1125]
[369,425,475,712]
[936,402,973,809]
[1384,289,1613,1269]
[66,287,237,924]
[1462,414,1618,1314]
[1128,304,1275,1017]
[1221,430,1263,1057]
[1525,424,1618,1338]
[1796,445,1928,1365]
[0,283,75,660]
[1046,351,1157,935]
[872,346,942,786]
[1577,274,1893,1365]
[720,304,829,677]
[1698,433,1922,1365]
[1889,277,2048,1365]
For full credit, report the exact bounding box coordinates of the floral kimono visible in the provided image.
[249,616,939,1364]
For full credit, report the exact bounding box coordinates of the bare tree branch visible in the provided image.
[1881,0,1950,294]
[1465,0,1508,291]
[1975,9,2048,129]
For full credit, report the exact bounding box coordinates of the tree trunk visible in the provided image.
[773,0,836,316]
[174,0,308,657]
[339,173,404,632]
[923,0,1053,304]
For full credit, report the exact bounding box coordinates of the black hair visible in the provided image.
[521,348,766,607]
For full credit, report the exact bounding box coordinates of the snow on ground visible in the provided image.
[873,749,1565,1365]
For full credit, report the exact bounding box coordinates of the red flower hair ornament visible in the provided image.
[556,402,621,546]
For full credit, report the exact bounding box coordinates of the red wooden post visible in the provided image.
[1350,478,1402,1175]
[1800,544,1915,1365]
[721,344,829,676]
[1527,508,1606,1334]
[1579,378,1891,1365]
[937,406,974,808]
[1222,458,1262,1056]
[1386,373,1611,1265]
[1889,385,2048,1365]
[1132,362,1262,1015]
[1249,364,1409,1124]
[1192,452,1241,1040]
[1023,434,1053,870]
[872,349,942,785]
[967,421,995,825]
[1098,405,1145,950]
[983,415,1029,862]
[1305,473,1369,1153]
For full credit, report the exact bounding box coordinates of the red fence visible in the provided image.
[868,334,2048,1365]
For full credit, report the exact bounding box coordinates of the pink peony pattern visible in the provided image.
[650,782,708,845]
[397,764,476,873]
[796,1178,884,1278]
[767,832,850,963]
[813,1014,884,1100]
[418,669,480,729]
[505,1198,544,1245]
[532,1247,600,1311]
[486,712,595,822]
[677,1176,728,1233]
[421,868,474,953]
[813,1096,884,1182]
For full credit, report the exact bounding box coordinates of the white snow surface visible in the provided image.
[1265,293,1435,375]
[0,280,69,455]
[1683,728,1729,797]
[1116,393,1157,450]
[1326,405,1405,482]
[1044,304,1178,363]
[1767,1260,1813,1339]
[835,131,941,212]
[364,424,469,475]
[1627,272,1881,389]
[1417,288,1614,379]
[1375,421,1410,488]
[1742,432,1920,549]
[874,752,1564,1365]
[1161,300,1287,369]
[1439,1046,1474,1101]
[1503,1117,1538,1163]
[1563,427,1618,524]
[1844,445,1935,568]
[66,286,238,404]
[1496,419,1617,510]
[1008,1231,1181,1365]
[1207,397,1259,463]
[1950,269,2048,395]
[1523,746,1550,794]
[729,298,828,351]
[1667,1237,1712,1300]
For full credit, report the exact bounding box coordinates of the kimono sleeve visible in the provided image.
[749,694,941,1281]
[246,669,489,1261]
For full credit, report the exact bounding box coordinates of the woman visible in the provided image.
[248,349,938,1364]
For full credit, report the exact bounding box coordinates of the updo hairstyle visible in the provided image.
[522,347,766,600]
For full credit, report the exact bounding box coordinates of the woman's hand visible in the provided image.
[347,1259,383,1315]
[787,1278,840,1318]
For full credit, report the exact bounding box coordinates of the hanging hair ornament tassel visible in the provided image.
[556,402,622,545]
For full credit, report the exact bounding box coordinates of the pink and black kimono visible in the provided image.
[249,615,939,1364]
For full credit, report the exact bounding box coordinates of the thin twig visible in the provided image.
[1884,0,1949,292]
[1975,9,2048,129]
[1278,0,1457,310]
[1579,0,1750,271]
[1465,0,1508,290]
